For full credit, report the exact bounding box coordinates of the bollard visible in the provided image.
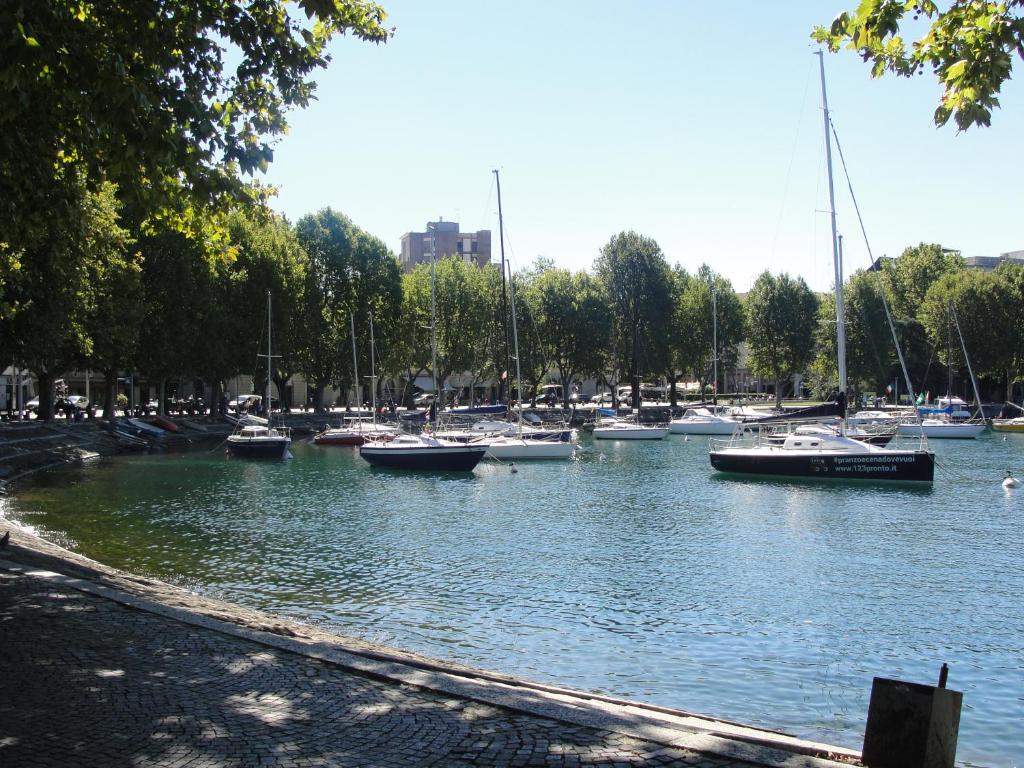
[862,666,962,768]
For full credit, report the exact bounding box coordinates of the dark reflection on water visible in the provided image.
[4,433,1023,765]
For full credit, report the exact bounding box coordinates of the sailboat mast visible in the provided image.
[429,225,439,426]
[817,51,847,404]
[265,290,273,415]
[712,287,718,407]
[350,312,360,412]
[369,312,378,425]
[507,261,523,425]
[493,169,511,410]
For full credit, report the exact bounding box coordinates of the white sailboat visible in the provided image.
[708,53,934,483]
[481,169,575,461]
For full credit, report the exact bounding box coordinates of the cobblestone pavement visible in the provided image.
[0,570,756,768]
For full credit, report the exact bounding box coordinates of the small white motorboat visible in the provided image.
[593,419,668,440]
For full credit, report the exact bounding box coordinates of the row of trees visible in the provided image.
[6,185,1023,423]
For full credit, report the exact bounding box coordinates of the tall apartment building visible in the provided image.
[400,219,491,271]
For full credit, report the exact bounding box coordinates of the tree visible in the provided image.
[814,1,1024,129]
[920,269,1020,402]
[882,243,963,396]
[1,1,390,316]
[745,271,820,409]
[79,186,142,421]
[226,211,309,411]
[675,265,745,400]
[532,267,612,406]
[594,232,673,407]
[0,177,127,421]
[814,270,895,397]
[294,208,400,411]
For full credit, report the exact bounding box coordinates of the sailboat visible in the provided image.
[315,313,396,445]
[897,303,986,439]
[226,291,292,459]
[670,288,742,435]
[477,169,575,461]
[708,53,934,483]
[359,232,487,471]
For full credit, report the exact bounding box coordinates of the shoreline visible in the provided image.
[0,506,860,768]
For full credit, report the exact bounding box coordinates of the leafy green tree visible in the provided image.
[882,243,963,395]
[995,261,1024,401]
[814,1,1024,129]
[594,231,673,407]
[294,209,357,410]
[136,228,224,416]
[920,269,1020,402]
[393,268,434,407]
[432,257,492,399]
[0,178,126,420]
[664,267,696,405]
[226,211,308,410]
[1,0,390,315]
[675,265,745,399]
[79,186,142,421]
[532,267,612,406]
[814,270,895,397]
[745,271,820,409]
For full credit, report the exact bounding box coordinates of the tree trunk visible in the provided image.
[158,378,167,416]
[36,370,54,422]
[103,369,118,422]
[774,378,783,411]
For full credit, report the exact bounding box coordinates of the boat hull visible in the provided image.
[668,420,738,435]
[484,440,575,460]
[991,420,1024,433]
[226,436,291,459]
[593,427,668,440]
[359,444,486,471]
[709,448,935,482]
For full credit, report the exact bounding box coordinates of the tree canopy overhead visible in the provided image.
[814,1,1024,129]
[1,0,390,315]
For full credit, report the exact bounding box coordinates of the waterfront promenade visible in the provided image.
[0,523,857,768]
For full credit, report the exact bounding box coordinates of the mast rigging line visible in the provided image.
[827,114,920,413]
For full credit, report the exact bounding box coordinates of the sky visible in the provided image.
[259,1,1024,294]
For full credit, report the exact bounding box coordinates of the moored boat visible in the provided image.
[896,419,986,439]
[669,407,741,435]
[227,291,292,460]
[359,433,486,470]
[991,417,1024,433]
[593,419,669,440]
[709,429,934,482]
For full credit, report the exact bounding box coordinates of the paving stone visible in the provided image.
[0,570,759,768]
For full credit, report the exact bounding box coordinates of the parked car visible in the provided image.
[412,393,435,408]
[25,397,40,415]
[66,395,89,410]
[590,392,613,405]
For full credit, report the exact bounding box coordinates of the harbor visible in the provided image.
[1,421,1021,766]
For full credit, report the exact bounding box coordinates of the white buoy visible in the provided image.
[1003,471,1019,489]
[510,463,518,474]
[683,435,690,442]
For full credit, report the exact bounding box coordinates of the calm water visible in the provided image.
[3,432,1023,766]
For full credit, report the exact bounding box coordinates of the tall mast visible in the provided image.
[265,290,273,415]
[712,286,718,407]
[817,51,847,411]
[507,261,523,430]
[349,312,359,413]
[429,223,439,426]
[369,312,378,425]
[493,169,511,410]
